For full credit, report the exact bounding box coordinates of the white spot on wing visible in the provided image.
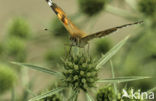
[48,2,52,6]
[48,0,53,6]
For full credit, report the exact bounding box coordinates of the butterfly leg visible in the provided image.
[64,44,73,59]
[77,38,80,55]
[69,44,73,56]
[64,44,68,59]
[64,42,73,59]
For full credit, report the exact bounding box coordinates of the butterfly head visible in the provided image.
[70,37,78,45]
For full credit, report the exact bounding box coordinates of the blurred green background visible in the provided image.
[0,0,155,101]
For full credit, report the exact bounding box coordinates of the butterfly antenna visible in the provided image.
[116,21,143,29]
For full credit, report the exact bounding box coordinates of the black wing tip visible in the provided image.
[135,21,144,24]
[45,0,54,4]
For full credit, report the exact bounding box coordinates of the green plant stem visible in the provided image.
[125,0,137,10]
[68,90,79,101]
[26,88,36,97]
[110,60,118,95]
[97,76,150,83]
[11,87,16,101]
[21,68,29,87]
[86,93,94,101]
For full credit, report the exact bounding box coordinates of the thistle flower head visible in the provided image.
[0,64,17,94]
[8,17,31,39]
[95,38,112,55]
[138,0,156,17]
[62,54,98,91]
[96,85,116,101]
[78,0,109,16]
[5,37,27,62]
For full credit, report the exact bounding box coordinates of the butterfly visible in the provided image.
[45,0,143,48]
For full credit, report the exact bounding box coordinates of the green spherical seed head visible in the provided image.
[96,85,116,101]
[67,70,73,74]
[95,38,112,55]
[80,71,85,76]
[89,78,94,82]
[67,77,72,81]
[82,78,86,83]
[74,65,79,70]
[82,63,87,68]
[138,0,156,17]
[6,37,27,62]
[83,84,88,90]
[68,62,73,67]
[8,17,31,39]
[63,54,98,91]
[87,72,91,77]
[91,71,97,76]
[78,0,108,16]
[0,64,17,94]
[63,70,68,75]
[74,75,79,80]
[88,64,92,69]
[75,82,79,87]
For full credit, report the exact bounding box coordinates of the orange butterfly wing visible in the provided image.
[46,0,86,38]
[45,0,143,47]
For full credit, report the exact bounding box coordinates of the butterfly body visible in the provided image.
[45,0,143,48]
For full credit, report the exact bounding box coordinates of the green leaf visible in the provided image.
[96,36,129,69]
[11,87,16,101]
[147,87,156,93]
[97,76,150,83]
[110,60,118,94]
[11,62,63,77]
[86,93,94,101]
[26,88,36,97]
[68,90,79,101]
[28,87,64,101]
